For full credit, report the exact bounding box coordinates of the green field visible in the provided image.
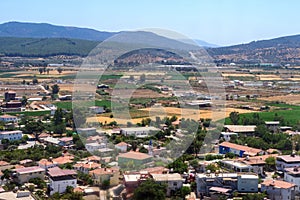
[7,110,51,116]
[54,100,120,110]
[225,103,300,126]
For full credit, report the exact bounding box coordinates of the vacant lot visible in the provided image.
[87,106,256,125]
[259,94,300,105]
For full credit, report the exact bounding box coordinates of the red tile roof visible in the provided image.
[277,155,300,163]
[59,137,73,142]
[15,166,45,174]
[52,155,74,165]
[118,151,152,160]
[48,167,76,177]
[238,154,278,165]
[89,167,117,176]
[0,161,9,166]
[115,142,128,147]
[262,179,295,189]
[74,162,101,170]
[219,142,262,156]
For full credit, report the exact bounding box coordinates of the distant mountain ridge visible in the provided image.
[208,34,300,64]
[1,21,300,64]
[0,21,116,41]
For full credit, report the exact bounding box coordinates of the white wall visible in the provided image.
[50,178,77,195]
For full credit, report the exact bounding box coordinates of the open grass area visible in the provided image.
[225,103,300,126]
[7,110,51,116]
[54,100,120,110]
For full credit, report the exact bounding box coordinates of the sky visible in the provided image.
[0,0,299,46]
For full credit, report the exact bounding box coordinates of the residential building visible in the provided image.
[151,173,183,196]
[265,121,280,132]
[73,162,101,174]
[123,172,149,196]
[196,173,258,197]
[220,132,238,141]
[284,167,300,192]
[120,127,159,138]
[76,128,97,135]
[86,142,106,152]
[219,141,264,157]
[118,151,153,168]
[13,166,45,184]
[196,173,238,196]
[0,130,22,141]
[4,91,16,102]
[276,155,300,171]
[237,174,258,192]
[223,125,256,136]
[2,101,22,112]
[0,114,19,123]
[261,179,296,200]
[52,154,74,165]
[115,142,128,152]
[86,135,106,143]
[221,154,278,176]
[89,106,104,114]
[58,137,73,147]
[38,158,58,170]
[48,167,77,195]
[89,167,119,186]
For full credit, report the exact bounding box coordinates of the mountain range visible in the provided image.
[0,21,300,64]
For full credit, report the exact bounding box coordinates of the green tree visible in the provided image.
[168,158,188,174]
[32,75,38,84]
[133,179,166,200]
[242,193,266,200]
[38,68,43,74]
[52,108,66,135]
[51,84,60,94]
[57,67,63,74]
[140,74,146,83]
[265,156,276,171]
[178,186,191,198]
[229,111,240,125]
[21,96,27,106]
[101,179,110,189]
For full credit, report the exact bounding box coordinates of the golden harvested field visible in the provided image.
[259,94,300,104]
[222,73,255,77]
[87,107,256,125]
[256,74,282,81]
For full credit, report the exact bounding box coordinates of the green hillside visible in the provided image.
[0,37,99,57]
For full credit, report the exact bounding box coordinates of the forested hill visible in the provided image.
[0,37,99,57]
[208,34,300,64]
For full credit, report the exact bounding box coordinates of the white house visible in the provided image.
[76,128,97,135]
[261,179,296,200]
[151,173,183,196]
[237,174,258,193]
[276,155,300,171]
[120,127,159,138]
[89,106,104,114]
[85,142,106,152]
[0,114,19,123]
[48,167,77,195]
[284,167,300,192]
[0,130,22,141]
[115,142,128,152]
[220,132,237,141]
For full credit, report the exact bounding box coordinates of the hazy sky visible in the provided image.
[0,0,299,46]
